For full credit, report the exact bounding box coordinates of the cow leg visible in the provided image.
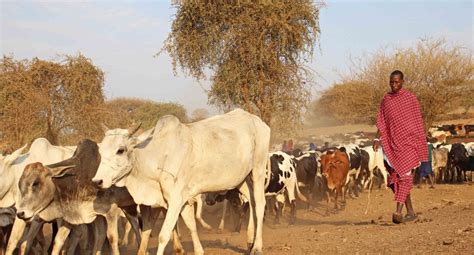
[218,200,228,231]
[78,224,93,255]
[122,209,141,247]
[92,216,107,255]
[51,222,71,255]
[5,217,27,255]
[121,217,131,246]
[274,198,281,225]
[19,220,43,255]
[155,194,187,255]
[66,225,86,255]
[180,203,204,255]
[250,168,266,255]
[105,207,121,255]
[325,190,331,214]
[195,194,212,230]
[307,184,314,211]
[234,203,247,233]
[137,205,159,255]
[238,180,255,251]
[289,200,296,225]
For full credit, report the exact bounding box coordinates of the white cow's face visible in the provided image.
[93,125,152,189]
[93,129,134,189]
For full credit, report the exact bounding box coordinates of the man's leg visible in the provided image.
[405,193,415,216]
[428,173,435,189]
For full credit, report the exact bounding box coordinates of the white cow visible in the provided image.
[361,146,388,189]
[93,109,271,255]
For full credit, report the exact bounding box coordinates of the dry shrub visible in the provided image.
[0,54,105,149]
[104,98,188,131]
[309,38,473,128]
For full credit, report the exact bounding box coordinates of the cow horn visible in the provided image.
[101,123,110,133]
[128,122,142,137]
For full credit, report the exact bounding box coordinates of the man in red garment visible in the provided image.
[374,70,428,224]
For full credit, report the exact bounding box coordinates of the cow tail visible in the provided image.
[264,156,271,190]
[295,181,308,202]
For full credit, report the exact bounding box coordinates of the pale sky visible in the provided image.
[1,0,472,114]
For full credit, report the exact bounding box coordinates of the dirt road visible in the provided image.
[126,184,474,254]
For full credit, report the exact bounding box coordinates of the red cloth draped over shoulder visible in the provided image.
[376,88,428,176]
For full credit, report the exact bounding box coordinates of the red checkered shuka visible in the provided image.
[386,164,414,203]
[377,88,428,203]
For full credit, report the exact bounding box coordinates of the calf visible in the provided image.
[267,152,307,224]
[206,151,307,228]
[319,150,350,213]
[16,139,141,255]
[205,190,248,233]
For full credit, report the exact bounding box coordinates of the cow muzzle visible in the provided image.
[92,178,104,188]
[16,211,33,221]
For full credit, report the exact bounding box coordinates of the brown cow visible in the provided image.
[320,150,350,213]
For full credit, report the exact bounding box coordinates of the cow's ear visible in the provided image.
[5,144,27,165]
[48,165,75,179]
[129,127,155,148]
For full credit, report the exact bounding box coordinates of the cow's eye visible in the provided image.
[32,180,39,187]
[117,148,126,155]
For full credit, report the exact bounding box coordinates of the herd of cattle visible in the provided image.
[0,109,473,255]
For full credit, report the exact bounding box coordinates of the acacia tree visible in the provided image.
[163,0,322,135]
[0,54,105,147]
[104,98,188,130]
[309,38,473,128]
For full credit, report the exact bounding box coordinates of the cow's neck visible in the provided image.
[117,146,166,207]
[38,198,62,222]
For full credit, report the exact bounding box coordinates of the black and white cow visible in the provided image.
[205,151,307,230]
[339,144,370,197]
[292,151,320,209]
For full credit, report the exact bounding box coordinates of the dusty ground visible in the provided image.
[122,184,474,254]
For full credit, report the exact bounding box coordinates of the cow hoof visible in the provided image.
[250,248,263,255]
[247,243,254,253]
[174,248,185,255]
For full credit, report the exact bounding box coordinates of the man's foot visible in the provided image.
[429,185,435,189]
[392,212,403,224]
[404,214,418,222]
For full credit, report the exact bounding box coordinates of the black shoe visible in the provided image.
[392,213,403,224]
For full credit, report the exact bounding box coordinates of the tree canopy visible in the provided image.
[163,0,322,135]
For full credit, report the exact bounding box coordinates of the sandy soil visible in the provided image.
[122,184,474,254]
